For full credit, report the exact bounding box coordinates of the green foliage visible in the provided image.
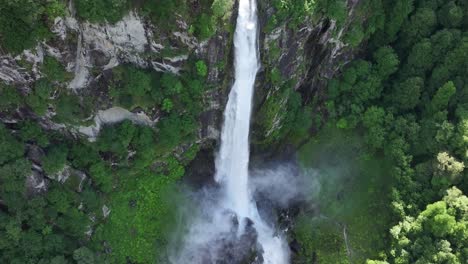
[380,187,468,263]
[125,66,152,97]
[42,144,68,175]
[54,93,94,124]
[211,0,233,20]
[294,217,349,263]
[320,0,347,24]
[254,83,312,147]
[89,162,113,193]
[101,165,186,263]
[317,1,468,262]
[372,0,414,45]
[373,46,399,78]
[142,0,187,26]
[42,56,70,83]
[110,65,205,117]
[432,152,465,189]
[345,23,365,47]
[400,7,438,48]
[73,247,95,264]
[97,120,136,158]
[390,77,424,111]
[271,0,317,28]
[297,128,393,262]
[18,120,50,147]
[438,1,463,28]
[156,113,198,154]
[362,106,387,149]
[75,0,130,23]
[428,81,457,113]
[0,0,64,53]
[195,60,208,77]
[0,125,24,166]
[0,84,22,111]
[194,13,216,40]
[26,79,53,116]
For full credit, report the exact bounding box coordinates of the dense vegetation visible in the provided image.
[284,0,468,263]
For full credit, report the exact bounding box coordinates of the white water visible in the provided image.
[214,0,289,263]
[172,1,289,263]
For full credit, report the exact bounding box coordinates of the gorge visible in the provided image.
[0,0,467,263]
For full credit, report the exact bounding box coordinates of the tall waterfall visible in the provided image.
[173,1,289,263]
[215,0,289,263]
[215,0,259,220]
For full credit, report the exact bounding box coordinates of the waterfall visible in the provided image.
[215,0,259,221]
[173,1,289,263]
[214,0,289,263]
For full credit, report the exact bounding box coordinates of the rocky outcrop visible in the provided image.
[251,0,362,150]
[257,0,361,97]
[78,106,158,140]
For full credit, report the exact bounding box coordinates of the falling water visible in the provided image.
[214,0,289,263]
[173,1,289,263]
[215,0,259,221]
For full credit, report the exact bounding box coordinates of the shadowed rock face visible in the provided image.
[184,146,217,189]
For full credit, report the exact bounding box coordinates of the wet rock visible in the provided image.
[102,205,111,219]
[26,171,48,196]
[78,106,158,140]
[51,166,88,192]
[27,144,45,165]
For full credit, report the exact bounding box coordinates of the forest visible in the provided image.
[0,0,467,263]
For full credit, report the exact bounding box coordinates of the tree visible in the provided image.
[18,120,49,147]
[73,247,95,264]
[362,106,387,149]
[0,84,22,111]
[405,39,433,76]
[195,60,208,77]
[429,81,456,113]
[0,159,31,207]
[373,46,399,78]
[50,256,69,264]
[0,125,24,166]
[97,120,136,158]
[380,187,468,264]
[42,56,69,83]
[211,0,232,20]
[432,152,465,189]
[438,1,463,28]
[75,0,130,23]
[400,8,437,47]
[42,144,68,176]
[89,162,113,193]
[124,67,152,97]
[0,0,48,53]
[391,77,423,111]
[26,79,53,116]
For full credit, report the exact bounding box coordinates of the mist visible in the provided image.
[167,161,321,264]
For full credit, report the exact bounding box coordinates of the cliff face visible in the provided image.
[252,0,362,153]
[0,2,234,142]
[0,1,363,191]
[0,1,362,143]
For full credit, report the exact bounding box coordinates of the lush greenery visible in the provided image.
[289,0,468,263]
[0,0,66,53]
